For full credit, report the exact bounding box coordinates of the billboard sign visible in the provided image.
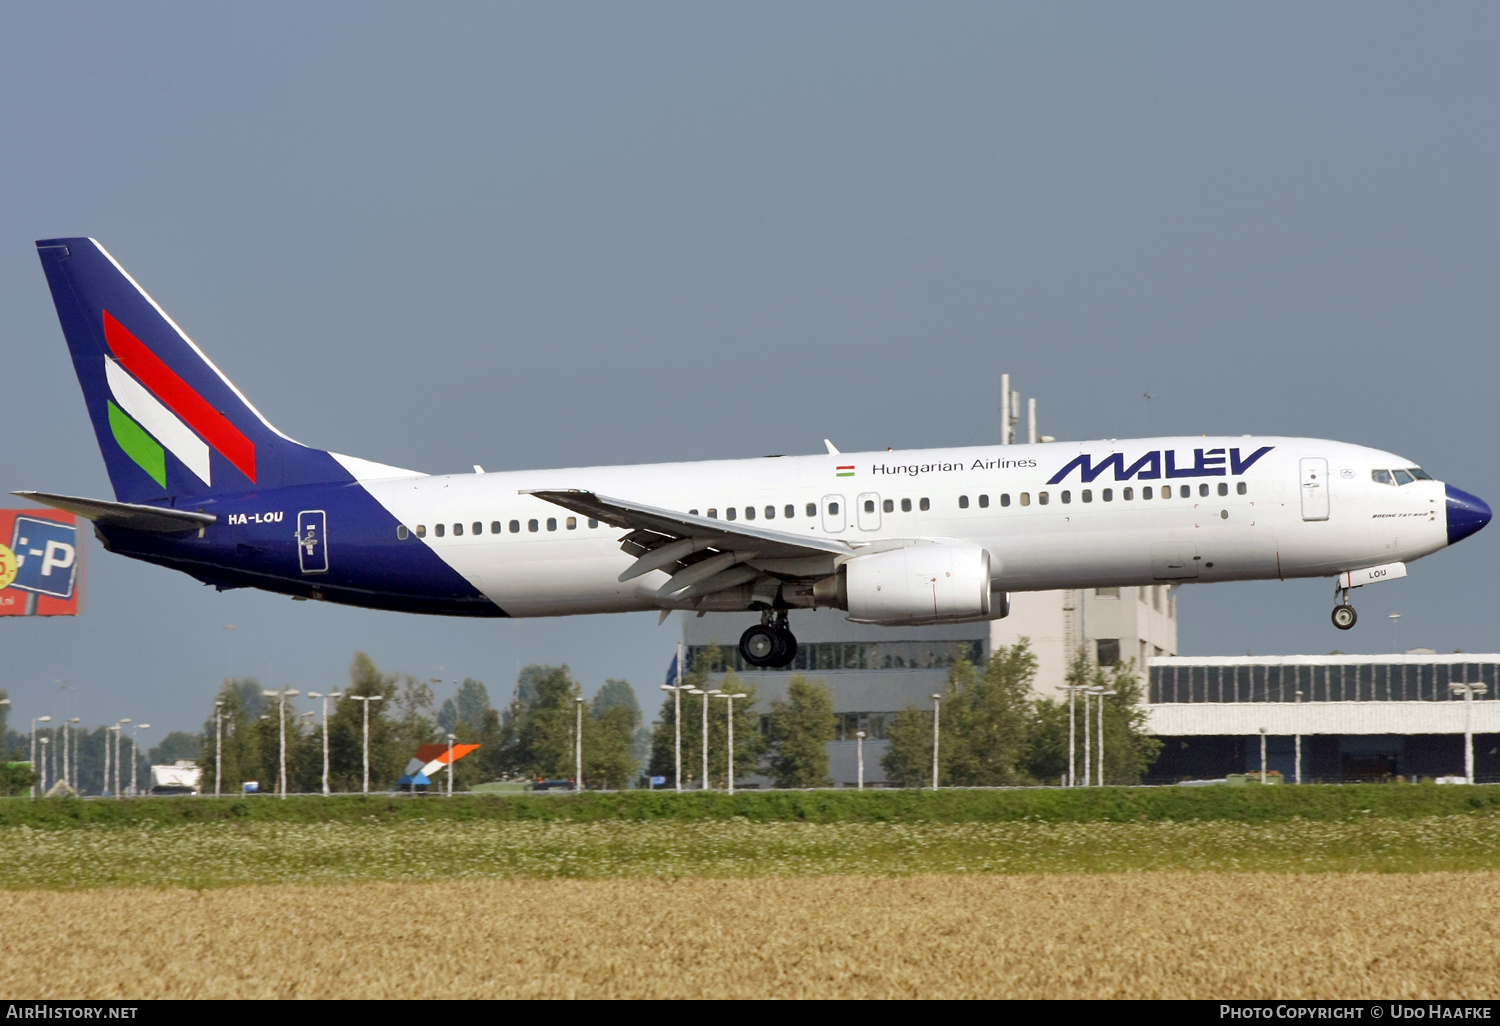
[0,509,83,616]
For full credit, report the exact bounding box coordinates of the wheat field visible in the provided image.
[3,872,1497,999]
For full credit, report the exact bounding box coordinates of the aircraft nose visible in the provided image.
[1446,484,1492,545]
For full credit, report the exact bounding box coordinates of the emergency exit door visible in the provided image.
[1300,458,1329,521]
[298,510,329,574]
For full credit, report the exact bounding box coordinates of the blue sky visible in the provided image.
[3,3,1497,738]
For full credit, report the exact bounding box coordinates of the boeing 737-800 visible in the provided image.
[21,239,1492,668]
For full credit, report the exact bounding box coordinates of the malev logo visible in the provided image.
[1047,446,1273,485]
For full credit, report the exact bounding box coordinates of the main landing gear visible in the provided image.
[1331,586,1358,631]
[740,612,798,669]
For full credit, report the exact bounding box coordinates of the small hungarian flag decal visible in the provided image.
[836,465,855,478]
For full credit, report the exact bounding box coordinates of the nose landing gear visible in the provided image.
[739,612,798,668]
[1331,586,1358,631]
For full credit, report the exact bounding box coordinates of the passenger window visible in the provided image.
[766,506,776,520]
[708,509,718,519]
[1039,492,1049,505]
[528,519,539,533]
[689,509,699,516]
[1236,482,1246,496]
[454,523,464,536]
[397,525,409,540]
[1019,493,1030,507]
[1123,487,1133,500]
[547,518,557,531]
[435,523,445,538]
[919,498,930,511]
[958,495,969,509]
[491,521,502,534]
[1142,486,1152,499]
[1179,485,1190,498]
[1000,494,1011,507]
[883,499,894,513]
[1082,490,1092,503]
[1103,488,1113,502]
[1217,483,1228,497]
[901,498,912,512]
[726,508,737,521]
[1061,490,1071,504]
[864,500,875,513]
[566,517,577,530]
[1199,483,1209,497]
[806,503,817,517]
[473,522,482,535]
[978,495,989,508]
[828,502,839,515]
[786,505,796,518]
[744,506,755,520]
[588,519,599,528]
[509,520,520,533]
[1372,469,1394,486]
[1392,469,1415,486]
[1163,487,1172,500]
[416,525,426,538]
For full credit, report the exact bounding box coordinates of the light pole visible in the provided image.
[38,737,49,795]
[446,732,456,796]
[65,717,79,791]
[263,689,300,796]
[1057,684,1081,786]
[1388,612,1402,653]
[713,692,747,794]
[1095,688,1116,786]
[689,688,720,789]
[1294,689,1303,784]
[1450,682,1488,784]
[660,683,692,791]
[574,696,585,791]
[931,693,942,790]
[130,724,149,796]
[306,691,341,795]
[1259,727,1268,785]
[115,719,131,796]
[30,716,51,799]
[349,695,383,794]
[856,730,866,790]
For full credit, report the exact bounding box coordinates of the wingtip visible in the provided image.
[824,439,840,455]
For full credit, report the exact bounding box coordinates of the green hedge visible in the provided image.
[4,784,1500,829]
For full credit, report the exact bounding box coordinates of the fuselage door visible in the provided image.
[297,510,329,574]
[1300,458,1329,521]
[856,492,882,531]
[821,495,846,533]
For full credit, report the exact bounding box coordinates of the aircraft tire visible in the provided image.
[1331,604,1358,630]
[740,624,781,668]
[771,626,798,669]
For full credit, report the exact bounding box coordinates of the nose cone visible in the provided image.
[1446,485,1492,546]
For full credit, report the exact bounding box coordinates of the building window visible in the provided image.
[978,494,989,508]
[396,525,409,540]
[1096,638,1121,665]
[1095,587,1119,598]
[958,495,969,509]
[1152,585,1161,612]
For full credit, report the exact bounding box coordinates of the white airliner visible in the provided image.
[22,238,1492,668]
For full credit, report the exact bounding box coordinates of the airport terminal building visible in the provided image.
[1142,652,1500,783]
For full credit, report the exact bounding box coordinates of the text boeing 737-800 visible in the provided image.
[21,238,1492,667]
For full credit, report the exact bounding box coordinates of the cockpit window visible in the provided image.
[1408,467,1432,481]
[1371,469,1394,486]
[1392,469,1415,486]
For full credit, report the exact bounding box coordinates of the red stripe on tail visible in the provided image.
[103,311,256,483]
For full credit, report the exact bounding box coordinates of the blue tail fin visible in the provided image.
[36,238,351,504]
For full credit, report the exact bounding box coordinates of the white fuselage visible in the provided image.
[353,436,1448,618]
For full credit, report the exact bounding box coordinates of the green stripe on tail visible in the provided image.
[107,400,166,487]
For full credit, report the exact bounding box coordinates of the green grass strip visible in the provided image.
[6,783,1500,830]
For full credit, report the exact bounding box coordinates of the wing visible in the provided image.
[525,489,853,602]
[14,490,217,533]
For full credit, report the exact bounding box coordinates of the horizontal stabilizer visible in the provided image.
[13,491,216,533]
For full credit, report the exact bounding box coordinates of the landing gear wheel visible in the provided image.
[771,626,798,668]
[740,625,782,668]
[1331,604,1358,630]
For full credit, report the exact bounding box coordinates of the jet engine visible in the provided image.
[827,540,1006,626]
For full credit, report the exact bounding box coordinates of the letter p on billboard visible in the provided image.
[0,510,84,616]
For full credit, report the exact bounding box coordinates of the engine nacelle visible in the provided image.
[842,541,999,626]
